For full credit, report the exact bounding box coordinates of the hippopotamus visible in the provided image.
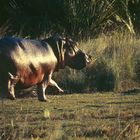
[0,35,91,101]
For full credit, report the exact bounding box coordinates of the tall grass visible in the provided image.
[1,0,140,38]
[54,31,140,92]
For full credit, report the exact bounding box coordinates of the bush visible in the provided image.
[86,60,115,92]
[52,32,140,93]
[0,0,140,38]
[53,68,87,93]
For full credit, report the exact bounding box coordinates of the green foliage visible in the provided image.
[0,0,140,38]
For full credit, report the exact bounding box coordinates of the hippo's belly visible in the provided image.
[16,62,56,87]
[16,66,44,86]
[19,72,44,86]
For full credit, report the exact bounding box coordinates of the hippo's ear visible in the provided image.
[62,36,72,47]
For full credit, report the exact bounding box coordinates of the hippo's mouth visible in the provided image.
[67,53,92,70]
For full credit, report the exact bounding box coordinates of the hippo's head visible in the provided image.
[44,35,92,70]
[63,38,92,70]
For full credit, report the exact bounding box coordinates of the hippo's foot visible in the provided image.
[38,96,46,102]
[59,89,64,93]
[37,92,50,102]
[7,94,16,100]
[38,97,51,102]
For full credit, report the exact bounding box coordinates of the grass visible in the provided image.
[55,32,140,92]
[0,31,140,139]
[0,92,140,140]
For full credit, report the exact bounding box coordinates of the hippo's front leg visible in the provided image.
[48,79,64,93]
[47,72,64,93]
[37,72,64,102]
[37,81,48,101]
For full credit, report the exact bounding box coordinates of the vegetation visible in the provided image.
[0,0,140,38]
[0,92,140,140]
[53,31,140,92]
[0,0,140,92]
[0,1,140,140]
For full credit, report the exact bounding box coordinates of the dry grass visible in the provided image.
[0,31,140,140]
[0,92,140,140]
[56,32,140,92]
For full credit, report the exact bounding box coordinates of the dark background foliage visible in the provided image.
[0,0,140,38]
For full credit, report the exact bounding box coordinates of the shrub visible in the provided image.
[53,32,140,93]
[86,60,115,92]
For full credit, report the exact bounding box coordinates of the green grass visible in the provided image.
[0,92,140,140]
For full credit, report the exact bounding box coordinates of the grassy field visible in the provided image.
[0,92,140,140]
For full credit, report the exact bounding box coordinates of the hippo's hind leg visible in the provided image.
[0,81,15,100]
[7,72,19,100]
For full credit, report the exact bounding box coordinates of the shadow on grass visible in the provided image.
[83,104,104,108]
[106,101,140,104]
[121,88,140,96]
[76,128,107,138]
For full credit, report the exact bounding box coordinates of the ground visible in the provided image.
[0,92,140,140]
